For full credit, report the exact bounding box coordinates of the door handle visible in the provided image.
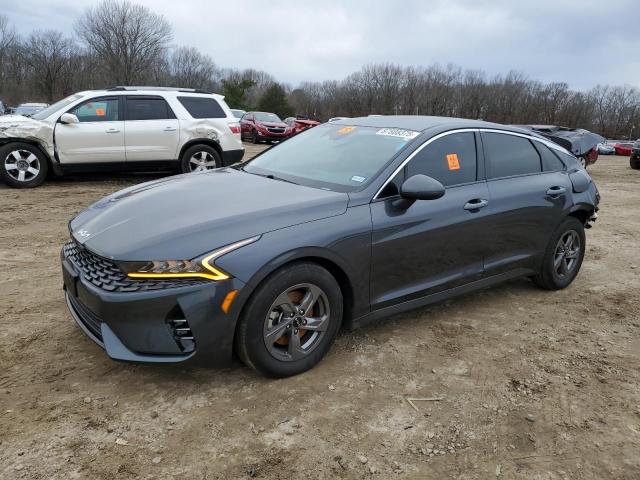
[464,199,489,210]
[546,186,567,196]
[163,127,177,132]
[105,128,120,133]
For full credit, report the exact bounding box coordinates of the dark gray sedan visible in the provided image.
[61,116,599,377]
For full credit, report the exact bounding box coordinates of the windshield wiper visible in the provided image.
[241,168,298,185]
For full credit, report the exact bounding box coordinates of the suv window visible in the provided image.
[406,132,477,187]
[177,96,225,119]
[126,96,175,120]
[71,97,120,122]
[534,142,566,172]
[484,132,541,178]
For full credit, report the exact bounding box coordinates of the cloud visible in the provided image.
[3,0,640,90]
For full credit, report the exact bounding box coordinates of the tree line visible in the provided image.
[0,0,638,139]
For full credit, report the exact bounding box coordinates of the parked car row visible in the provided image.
[237,111,319,143]
[0,101,49,117]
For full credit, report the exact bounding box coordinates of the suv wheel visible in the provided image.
[533,217,586,290]
[235,262,343,377]
[180,144,221,173]
[630,157,640,169]
[0,142,48,188]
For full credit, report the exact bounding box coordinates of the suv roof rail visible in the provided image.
[105,86,211,94]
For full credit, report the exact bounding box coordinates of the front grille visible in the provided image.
[267,127,285,134]
[63,240,209,293]
[68,293,103,341]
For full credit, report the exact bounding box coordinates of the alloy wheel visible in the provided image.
[4,149,40,183]
[263,283,330,362]
[189,151,217,172]
[554,230,581,278]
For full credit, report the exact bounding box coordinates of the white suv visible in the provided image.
[0,87,244,188]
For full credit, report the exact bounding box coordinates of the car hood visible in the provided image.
[0,114,53,147]
[69,168,349,261]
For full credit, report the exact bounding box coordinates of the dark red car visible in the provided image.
[284,117,320,137]
[614,142,633,156]
[240,112,288,144]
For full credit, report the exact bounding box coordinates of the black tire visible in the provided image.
[179,144,221,173]
[630,158,640,170]
[533,217,586,290]
[0,142,48,188]
[235,262,343,378]
[252,129,260,144]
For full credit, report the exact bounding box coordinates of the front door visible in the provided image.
[55,96,125,164]
[370,131,493,309]
[124,96,180,162]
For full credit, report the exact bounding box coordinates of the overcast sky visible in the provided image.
[3,0,640,90]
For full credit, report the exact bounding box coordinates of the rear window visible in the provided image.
[534,143,566,172]
[126,96,175,120]
[484,132,542,178]
[178,96,226,119]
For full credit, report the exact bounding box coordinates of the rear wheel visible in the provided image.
[533,217,585,290]
[235,262,343,377]
[0,142,48,188]
[180,144,221,173]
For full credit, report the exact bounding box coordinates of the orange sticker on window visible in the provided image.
[337,126,355,135]
[95,108,106,116]
[446,153,460,170]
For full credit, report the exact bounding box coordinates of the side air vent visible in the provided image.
[166,306,195,353]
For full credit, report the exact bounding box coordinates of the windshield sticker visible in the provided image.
[446,153,460,170]
[338,126,356,135]
[351,175,366,183]
[376,128,419,140]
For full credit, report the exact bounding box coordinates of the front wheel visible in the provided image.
[630,158,640,169]
[533,217,586,290]
[235,262,343,377]
[0,142,48,188]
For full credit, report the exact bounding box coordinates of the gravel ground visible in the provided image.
[0,149,639,479]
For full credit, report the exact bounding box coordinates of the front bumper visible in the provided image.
[61,247,245,365]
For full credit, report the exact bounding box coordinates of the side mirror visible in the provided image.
[59,113,79,124]
[400,174,445,201]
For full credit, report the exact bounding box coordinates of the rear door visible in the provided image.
[370,131,493,309]
[124,96,180,162]
[55,96,125,164]
[481,131,573,275]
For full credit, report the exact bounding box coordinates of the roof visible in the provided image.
[332,115,531,134]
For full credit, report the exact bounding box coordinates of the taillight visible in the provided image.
[228,122,240,134]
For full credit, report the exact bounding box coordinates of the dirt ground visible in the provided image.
[1,148,639,480]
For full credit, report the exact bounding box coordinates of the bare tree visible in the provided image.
[23,30,76,102]
[0,14,17,93]
[75,0,172,85]
[169,46,219,90]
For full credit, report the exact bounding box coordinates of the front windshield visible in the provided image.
[243,124,419,192]
[254,112,282,123]
[31,94,83,120]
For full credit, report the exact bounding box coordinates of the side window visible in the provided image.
[534,142,566,172]
[406,132,477,187]
[71,98,120,122]
[177,96,226,119]
[483,133,541,178]
[126,97,175,120]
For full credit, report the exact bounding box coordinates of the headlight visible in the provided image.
[125,236,260,281]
